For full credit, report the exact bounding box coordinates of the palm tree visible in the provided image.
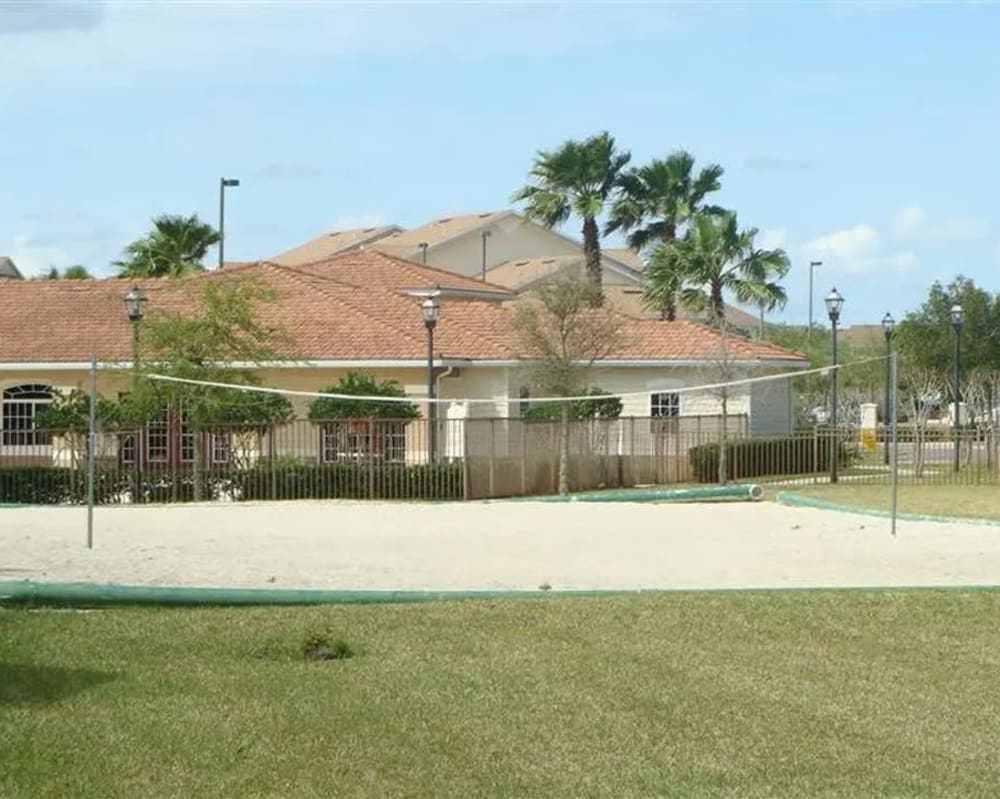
[115,214,220,278]
[512,131,631,304]
[650,211,788,326]
[608,150,724,319]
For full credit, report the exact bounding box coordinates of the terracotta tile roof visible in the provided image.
[0,250,805,365]
[485,255,586,290]
[269,225,402,266]
[372,210,512,257]
[486,254,643,292]
[261,248,515,295]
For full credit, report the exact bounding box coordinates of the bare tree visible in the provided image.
[961,368,1000,468]
[899,366,947,477]
[688,321,745,484]
[513,269,625,494]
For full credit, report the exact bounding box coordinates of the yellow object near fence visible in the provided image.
[860,429,877,453]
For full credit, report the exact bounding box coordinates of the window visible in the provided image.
[650,392,680,418]
[2,384,53,446]
[211,433,231,465]
[146,411,169,463]
[320,421,407,464]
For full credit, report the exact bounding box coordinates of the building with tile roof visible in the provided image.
[0,249,806,469]
[0,256,23,280]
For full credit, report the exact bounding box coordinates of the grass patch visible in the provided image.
[784,484,1000,520]
[3,594,1000,797]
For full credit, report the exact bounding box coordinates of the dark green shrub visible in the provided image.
[237,462,463,501]
[0,467,133,504]
[688,434,853,483]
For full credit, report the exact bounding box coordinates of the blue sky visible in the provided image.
[2,0,999,326]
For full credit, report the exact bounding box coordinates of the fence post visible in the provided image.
[461,418,471,500]
[519,420,527,496]
[812,425,819,484]
[628,416,636,487]
[368,418,376,499]
[488,418,496,498]
[268,425,277,500]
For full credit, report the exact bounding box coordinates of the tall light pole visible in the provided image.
[825,287,844,484]
[218,177,240,269]
[481,230,492,281]
[881,312,895,466]
[950,303,964,473]
[808,260,822,339]
[421,295,441,463]
[124,285,147,471]
[124,285,147,378]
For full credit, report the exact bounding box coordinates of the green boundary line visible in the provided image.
[775,491,1000,527]
[511,484,763,503]
[2,579,1000,608]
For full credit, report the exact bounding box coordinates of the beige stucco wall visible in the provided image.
[425,218,581,277]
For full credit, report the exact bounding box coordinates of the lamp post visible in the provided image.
[950,303,964,472]
[421,295,440,463]
[808,260,822,339]
[881,313,895,465]
[825,287,844,484]
[124,285,147,375]
[218,177,240,269]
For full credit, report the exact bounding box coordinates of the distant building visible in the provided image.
[0,257,23,280]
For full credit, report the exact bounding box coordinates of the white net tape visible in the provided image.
[143,356,887,405]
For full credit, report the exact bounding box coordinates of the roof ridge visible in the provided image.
[264,262,427,351]
[362,249,515,294]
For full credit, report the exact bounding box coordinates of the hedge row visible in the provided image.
[0,463,463,504]
[688,435,851,483]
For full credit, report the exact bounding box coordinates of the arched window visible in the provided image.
[2,384,53,446]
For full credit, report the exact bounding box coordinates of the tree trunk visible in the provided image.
[581,216,603,306]
[710,279,724,325]
[558,403,571,495]
[659,223,677,320]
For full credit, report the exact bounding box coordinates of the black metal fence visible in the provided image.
[0,416,995,504]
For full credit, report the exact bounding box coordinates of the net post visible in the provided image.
[86,354,97,549]
[890,351,899,537]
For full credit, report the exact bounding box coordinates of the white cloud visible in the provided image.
[890,203,988,245]
[805,223,879,261]
[802,223,916,276]
[841,252,917,275]
[758,228,788,251]
[330,212,388,231]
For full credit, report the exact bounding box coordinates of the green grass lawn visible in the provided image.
[4,593,1000,798]
[782,483,1000,520]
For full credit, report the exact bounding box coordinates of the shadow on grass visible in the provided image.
[0,663,117,706]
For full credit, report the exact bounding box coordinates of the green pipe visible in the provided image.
[519,484,764,503]
[3,579,1000,609]
[0,580,641,608]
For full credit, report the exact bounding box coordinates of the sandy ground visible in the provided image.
[1,500,999,591]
